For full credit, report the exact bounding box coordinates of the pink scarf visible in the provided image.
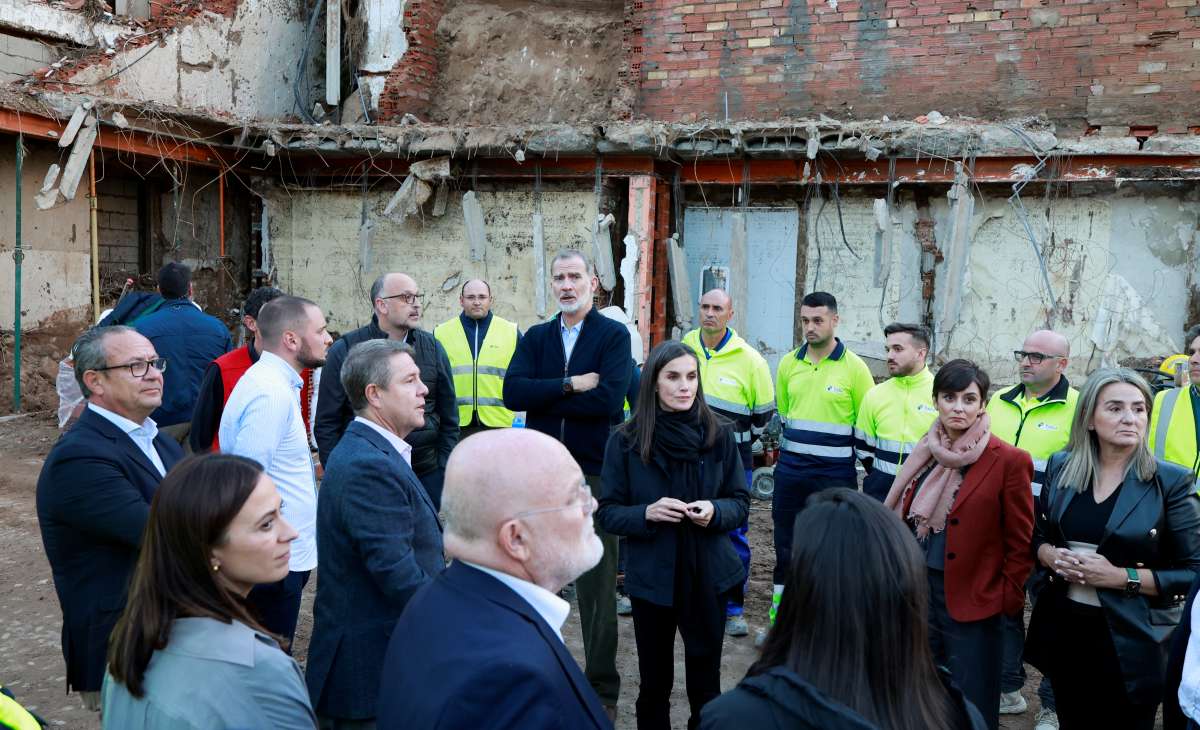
[883,413,991,539]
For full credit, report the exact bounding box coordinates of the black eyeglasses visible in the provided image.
[1013,351,1064,365]
[379,292,423,305]
[93,358,168,378]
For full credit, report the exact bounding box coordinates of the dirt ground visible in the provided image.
[4,410,1053,729]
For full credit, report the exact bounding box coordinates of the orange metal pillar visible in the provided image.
[628,175,655,362]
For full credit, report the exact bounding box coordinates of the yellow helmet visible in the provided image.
[1160,353,1189,375]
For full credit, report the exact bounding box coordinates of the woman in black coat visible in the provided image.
[598,340,750,730]
[700,489,985,730]
[1025,368,1200,730]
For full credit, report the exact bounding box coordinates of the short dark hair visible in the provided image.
[243,287,284,320]
[932,359,990,400]
[157,262,191,299]
[883,322,929,350]
[255,295,319,343]
[341,340,417,414]
[460,279,491,296]
[801,291,837,313]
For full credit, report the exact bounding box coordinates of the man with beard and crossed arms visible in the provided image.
[220,295,332,648]
[503,249,631,719]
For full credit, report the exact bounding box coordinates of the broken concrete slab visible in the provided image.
[59,115,97,201]
[462,191,487,263]
[58,104,91,148]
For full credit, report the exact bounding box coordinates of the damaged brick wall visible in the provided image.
[636,0,1200,132]
[377,0,445,121]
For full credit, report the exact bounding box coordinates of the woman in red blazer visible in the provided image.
[886,359,1035,730]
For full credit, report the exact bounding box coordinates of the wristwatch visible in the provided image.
[1123,567,1141,598]
[562,376,574,394]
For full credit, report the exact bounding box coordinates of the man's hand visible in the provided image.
[685,500,714,527]
[571,372,600,392]
[646,497,689,523]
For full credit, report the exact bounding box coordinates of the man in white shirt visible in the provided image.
[37,325,184,709]
[306,340,445,728]
[219,295,331,647]
[378,428,612,729]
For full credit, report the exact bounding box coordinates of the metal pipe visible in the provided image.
[12,134,23,412]
[218,170,225,257]
[89,151,100,320]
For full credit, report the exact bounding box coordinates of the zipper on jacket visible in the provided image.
[1012,399,1061,445]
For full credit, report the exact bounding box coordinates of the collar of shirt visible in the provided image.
[87,402,160,441]
[258,350,303,390]
[353,416,413,466]
[462,561,571,641]
[164,617,277,667]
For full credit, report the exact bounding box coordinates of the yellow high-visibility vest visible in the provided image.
[435,314,518,428]
[1149,385,1200,479]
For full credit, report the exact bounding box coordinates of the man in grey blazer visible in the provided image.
[306,339,445,729]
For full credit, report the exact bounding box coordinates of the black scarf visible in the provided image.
[649,406,715,621]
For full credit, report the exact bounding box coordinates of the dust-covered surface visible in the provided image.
[3,412,1049,729]
[428,0,629,125]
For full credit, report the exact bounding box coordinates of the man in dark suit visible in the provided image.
[378,428,611,730]
[306,339,445,729]
[36,325,184,710]
[502,249,631,715]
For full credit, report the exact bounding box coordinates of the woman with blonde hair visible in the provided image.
[1025,368,1200,730]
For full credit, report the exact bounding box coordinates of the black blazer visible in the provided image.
[503,308,632,476]
[596,426,750,607]
[306,420,445,720]
[1025,451,1200,704]
[377,561,612,729]
[35,406,183,692]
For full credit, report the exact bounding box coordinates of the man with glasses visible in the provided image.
[220,296,333,648]
[36,326,184,711]
[378,428,611,729]
[987,329,1079,730]
[435,279,521,439]
[316,272,459,508]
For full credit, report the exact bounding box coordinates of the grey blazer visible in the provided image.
[305,419,446,720]
[101,617,316,729]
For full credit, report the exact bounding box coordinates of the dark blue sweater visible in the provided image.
[503,308,631,475]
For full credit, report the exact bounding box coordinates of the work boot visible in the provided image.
[1033,708,1059,730]
[999,690,1027,715]
[725,615,748,637]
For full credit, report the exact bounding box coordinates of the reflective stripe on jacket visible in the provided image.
[435,314,518,428]
[775,339,875,481]
[986,377,1078,496]
[854,367,937,476]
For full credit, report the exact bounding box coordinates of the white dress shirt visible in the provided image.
[1179,596,1200,721]
[353,416,413,466]
[463,561,571,642]
[87,403,166,476]
[219,351,318,572]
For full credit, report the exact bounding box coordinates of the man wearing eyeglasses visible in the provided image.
[435,279,521,439]
[36,326,184,712]
[378,429,611,729]
[315,272,459,509]
[987,329,1079,730]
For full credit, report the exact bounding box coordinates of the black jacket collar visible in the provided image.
[1000,375,1071,406]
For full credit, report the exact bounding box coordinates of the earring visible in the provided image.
[211,562,220,572]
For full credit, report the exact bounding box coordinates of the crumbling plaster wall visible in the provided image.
[65,0,312,120]
[0,143,93,330]
[263,184,599,333]
[803,186,1200,382]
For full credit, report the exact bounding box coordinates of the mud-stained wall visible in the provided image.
[798,186,1200,382]
[420,0,628,124]
[263,183,600,333]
